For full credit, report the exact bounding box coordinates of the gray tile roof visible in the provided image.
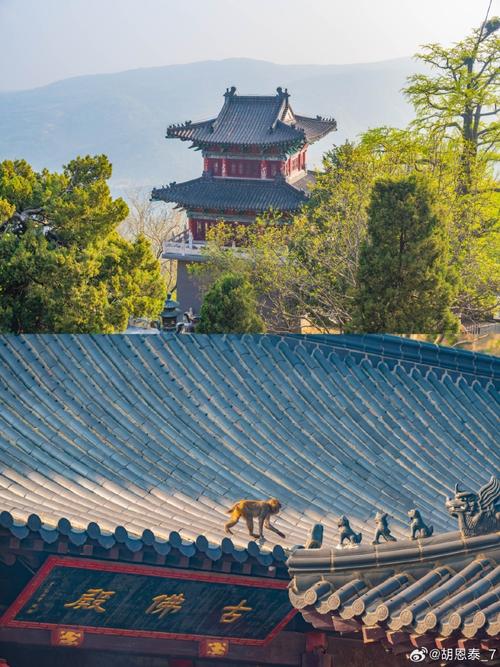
[152,176,308,212]
[293,115,338,143]
[0,334,497,553]
[287,531,500,643]
[290,170,317,193]
[166,87,336,148]
[0,510,288,573]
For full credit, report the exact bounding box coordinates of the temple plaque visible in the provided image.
[0,556,295,645]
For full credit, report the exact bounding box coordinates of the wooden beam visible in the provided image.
[242,562,252,575]
[390,642,414,656]
[385,631,409,645]
[300,610,333,631]
[331,618,360,634]
[305,632,328,654]
[361,626,386,643]
[201,558,213,571]
[409,634,436,649]
[457,637,480,650]
[435,636,457,649]
[300,655,333,667]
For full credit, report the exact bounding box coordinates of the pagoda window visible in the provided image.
[238,163,244,176]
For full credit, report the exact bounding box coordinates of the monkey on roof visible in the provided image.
[224,498,285,540]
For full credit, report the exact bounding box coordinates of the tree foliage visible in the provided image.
[0,156,165,333]
[350,176,458,334]
[118,189,185,291]
[403,6,500,320]
[197,273,265,334]
[404,5,499,193]
[196,15,499,333]
[194,141,378,332]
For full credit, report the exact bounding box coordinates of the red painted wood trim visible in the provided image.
[0,555,296,647]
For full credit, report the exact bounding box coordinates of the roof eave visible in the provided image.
[182,138,306,151]
[287,530,500,575]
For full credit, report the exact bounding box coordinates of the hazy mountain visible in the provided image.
[0,57,423,194]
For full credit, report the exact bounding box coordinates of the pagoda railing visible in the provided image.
[161,228,206,260]
[167,228,194,244]
[162,229,242,261]
[162,240,206,258]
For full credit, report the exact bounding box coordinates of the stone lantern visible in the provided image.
[160,293,180,331]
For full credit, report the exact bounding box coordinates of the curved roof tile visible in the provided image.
[166,88,336,148]
[152,176,308,212]
[287,532,500,641]
[0,334,497,552]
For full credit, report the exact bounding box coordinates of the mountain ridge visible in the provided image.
[0,56,417,94]
[0,57,424,193]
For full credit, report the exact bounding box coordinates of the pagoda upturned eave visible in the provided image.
[152,175,309,213]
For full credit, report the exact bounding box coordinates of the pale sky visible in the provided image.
[0,0,496,91]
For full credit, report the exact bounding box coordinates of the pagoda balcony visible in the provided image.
[162,229,207,262]
[162,228,245,262]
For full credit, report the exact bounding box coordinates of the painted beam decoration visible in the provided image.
[0,557,294,645]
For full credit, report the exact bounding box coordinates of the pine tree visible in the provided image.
[197,273,265,334]
[0,156,164,333]
[350,176,459,334]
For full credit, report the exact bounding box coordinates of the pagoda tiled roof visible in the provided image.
[152,175,308,212]
[0,333,497,553]
[166,87,336,148]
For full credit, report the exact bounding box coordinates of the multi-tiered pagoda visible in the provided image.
[152,86,336,312]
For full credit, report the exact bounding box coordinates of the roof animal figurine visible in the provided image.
[372,511,397,544]
[224,498,285,541]
[337,515,362,547]
[288,523,324,555]
[445,476,500,537]
[408,508,433,539]
[176,308,199,334]
[305,523,324,549]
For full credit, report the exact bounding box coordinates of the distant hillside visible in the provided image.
[0,58,423,194]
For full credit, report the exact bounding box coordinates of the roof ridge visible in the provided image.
[286,333,499,385]
[230,94,279,101]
